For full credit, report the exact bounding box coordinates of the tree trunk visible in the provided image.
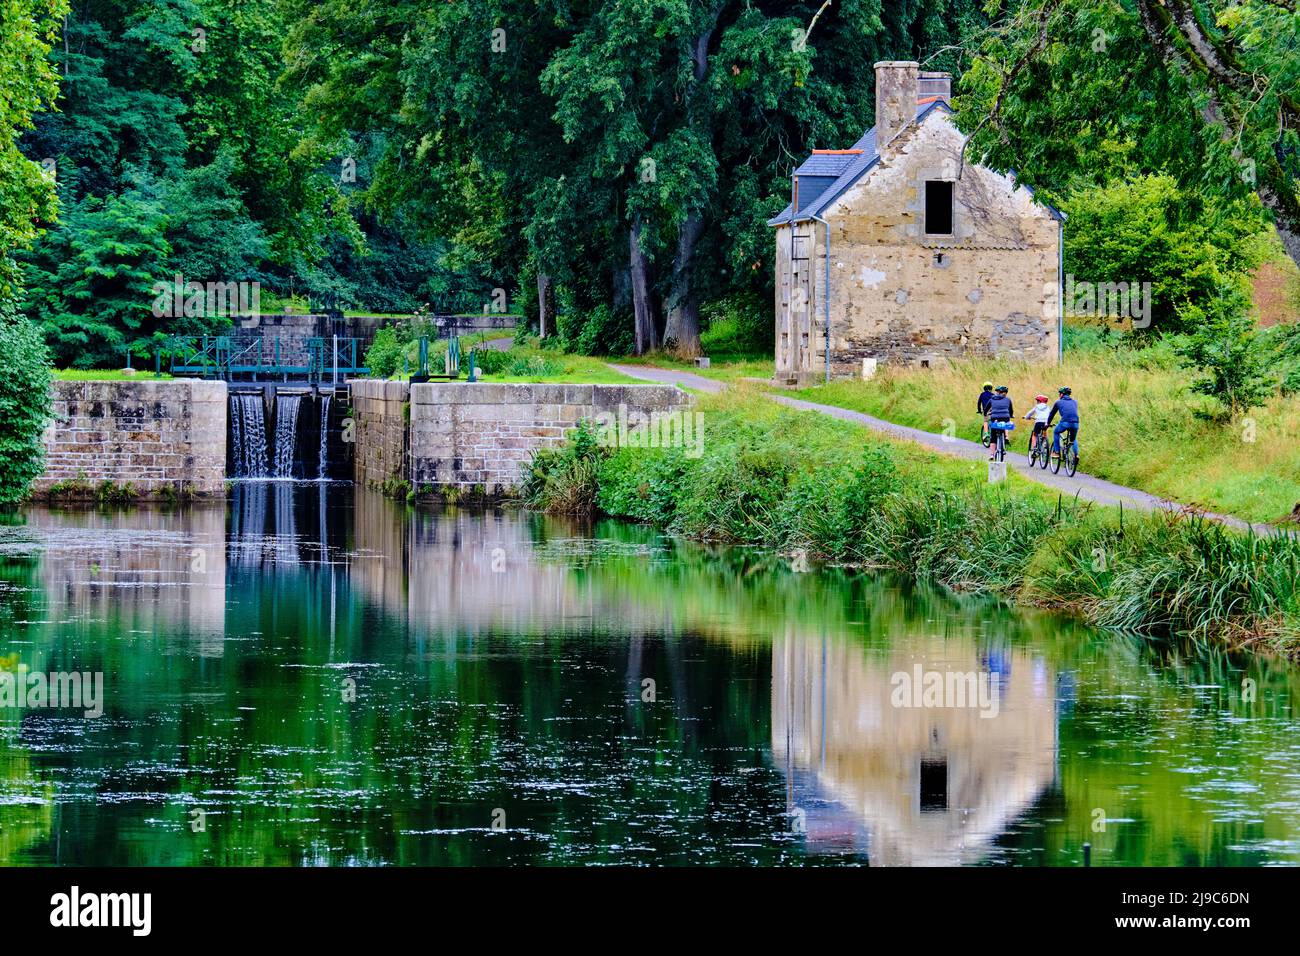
[663,212,704,355]
[629,217,659,354]
[536,271,555,339]
[660,13,721,357]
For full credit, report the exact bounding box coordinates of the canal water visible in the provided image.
[1,484,1297,866]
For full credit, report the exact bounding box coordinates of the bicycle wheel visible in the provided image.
[1037,435,1050,470]
[996,430,1006,462]
[1049,439,1062,474]
[1065,436,1079,477]
[1028,437,1038,467]
[981,425,990,448]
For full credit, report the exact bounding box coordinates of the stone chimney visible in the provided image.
[918,71,951,102]
[874,61,919,148]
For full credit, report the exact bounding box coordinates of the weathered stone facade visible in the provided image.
[408,382,692,493]
[771,62,1063,383]
[349,379,410,491]
[35,379,227,496]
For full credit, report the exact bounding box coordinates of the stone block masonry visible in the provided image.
[35,379,227,497]
[406,382,693,493]
[349,379,411,492]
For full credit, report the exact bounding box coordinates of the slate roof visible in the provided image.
[768,100,946,227]
[767,100,1065,227]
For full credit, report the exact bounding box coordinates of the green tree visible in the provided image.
[0,0,68,301]
[1172,285,1276,418]
[0,314,53,504]
[956,0,1300,269]
[285,0,987,355]
[1064,174,1263,333]
[22,187,173,367]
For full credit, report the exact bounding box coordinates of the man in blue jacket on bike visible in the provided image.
[986,385,1013,460]
[1047,386,1080,458]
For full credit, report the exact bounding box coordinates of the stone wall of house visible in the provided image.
[408,383,693,493]
[776,108,1060,383]
[35,379,227,496]
[349,379,410,491]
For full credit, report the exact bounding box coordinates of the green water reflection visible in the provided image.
[0,485,1296,866]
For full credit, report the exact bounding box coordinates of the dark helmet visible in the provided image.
[996,385,1009,393]
[1058,386,1072,396]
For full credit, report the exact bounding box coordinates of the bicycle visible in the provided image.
[1028,427,1050,469]
[1050,427,1079,477]
[980,414,991,449]
[989,420,1014,462]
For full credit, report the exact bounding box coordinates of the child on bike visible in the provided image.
[1024,393,1050,446]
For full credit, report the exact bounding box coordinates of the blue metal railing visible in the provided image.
[158,335,369,381]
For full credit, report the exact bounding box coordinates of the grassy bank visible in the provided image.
[773,337,1300,524]
[53,368,173,381]
[522,389,1300,658]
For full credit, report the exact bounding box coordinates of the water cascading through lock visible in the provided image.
[318,393,332,481]
[273,392,303,479]
[229,393,269,478]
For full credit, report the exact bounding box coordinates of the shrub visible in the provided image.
[364,327,407,378]
[473,347,512,374]
[521,421,604,515]
[1171,285,1276,418]
[506,354,563,378]
[700,291,773,356]
[0,317,52,504]
[597,448,696,526]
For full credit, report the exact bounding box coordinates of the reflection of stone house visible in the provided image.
[772,629,1058,866]
[769,61,1064,384]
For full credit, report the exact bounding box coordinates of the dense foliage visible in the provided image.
[284,0,988,355]
[0,0,65,501]
[957,0,1300,270]
[0,315,53,504]
[16,0,500,368]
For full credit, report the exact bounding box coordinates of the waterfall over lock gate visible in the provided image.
[229,390,337,481]
[229,393,269,479]
[318,394,332,480]
[273,393,304,479]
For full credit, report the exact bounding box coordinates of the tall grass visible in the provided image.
[524,393,1300,657]
[781,333,1300,524]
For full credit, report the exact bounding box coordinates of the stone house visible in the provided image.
[768,61,1064,384]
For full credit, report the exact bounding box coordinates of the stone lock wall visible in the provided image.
[35,379,227,496]
[349,379,410,491]
[406,382,693,493]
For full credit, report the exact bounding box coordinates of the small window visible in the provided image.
[925,180,954,235]
[920,757,948,812]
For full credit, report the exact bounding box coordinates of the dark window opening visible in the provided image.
[920,757,948,811]
[925,180,954,235]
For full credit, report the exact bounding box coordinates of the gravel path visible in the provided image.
[607,363,1267,532]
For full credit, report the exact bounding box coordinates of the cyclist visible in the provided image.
[1047,386,1080,459]
[976,381,994,444]
[986,385,1014,460]
[1024,393,1050,451]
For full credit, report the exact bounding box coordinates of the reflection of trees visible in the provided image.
[2,491,1299,865]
